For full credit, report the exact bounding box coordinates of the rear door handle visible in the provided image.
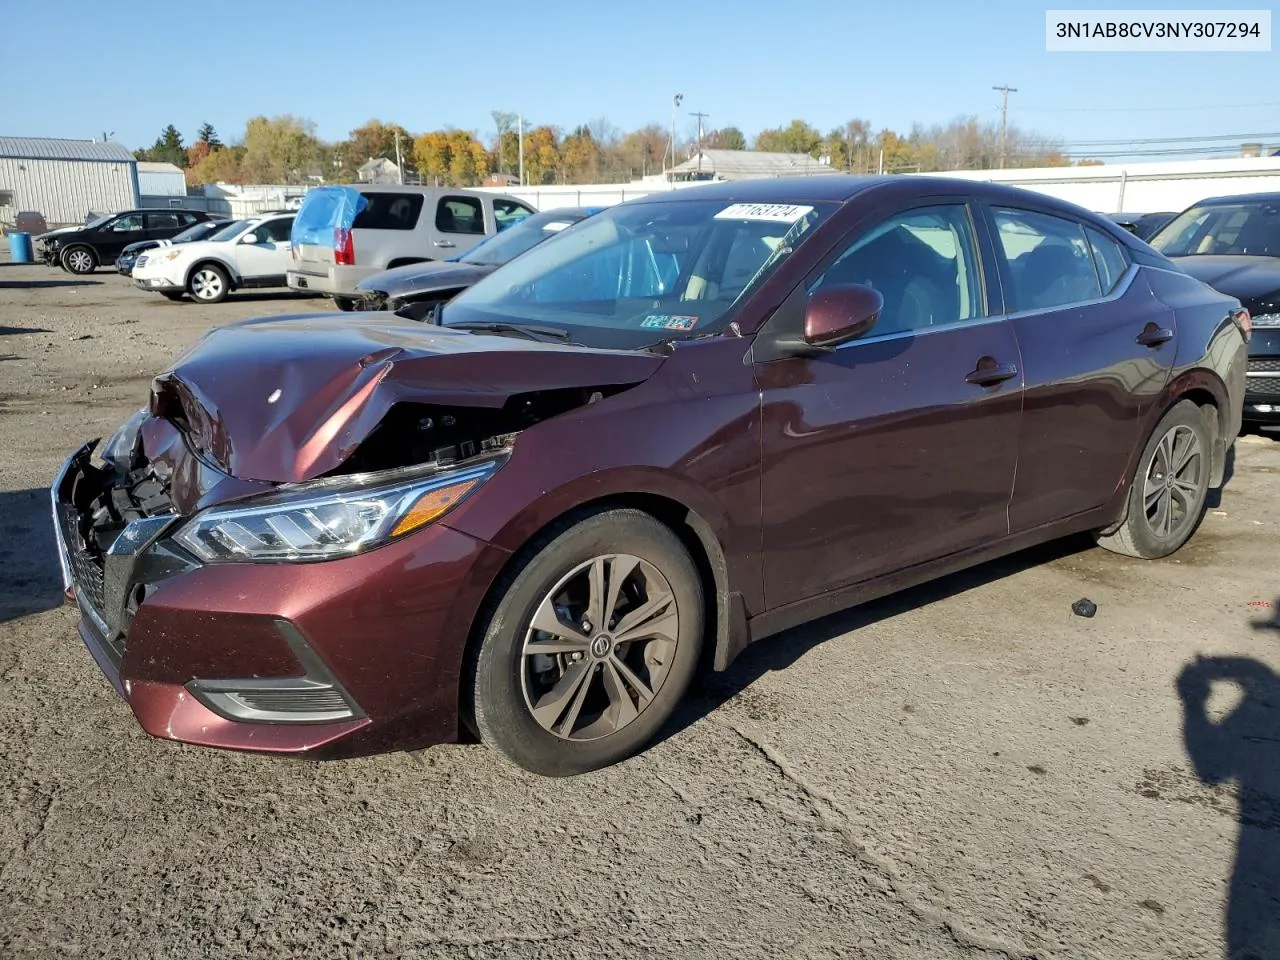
[1136,324,1174,348]
[434,240,456,248]
[964,359,1019,387]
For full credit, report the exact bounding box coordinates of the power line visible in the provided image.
[1062,131,1280,147]
[1017,100,1280,114]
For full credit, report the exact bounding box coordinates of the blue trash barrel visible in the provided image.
[7,232,34,263]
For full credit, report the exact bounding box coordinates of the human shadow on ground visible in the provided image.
[1177,626,1280,960]
[0,487,64,623]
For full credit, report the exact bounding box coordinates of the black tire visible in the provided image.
[469,509,704,777]
[187,263,230,304]
[160,292,186,302]
[1096,400,1212,559]
[61,245,97,274]
[332,296,356,312]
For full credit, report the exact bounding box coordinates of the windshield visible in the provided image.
[1150,201,1280,257]
[84,214,113,229]
[460,211,588,267]
[442,199,835,348]
[173,221,221,243]
[207,219,249,242]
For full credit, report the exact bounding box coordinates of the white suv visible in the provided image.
[131,214,296,304]
[287,185,535,310]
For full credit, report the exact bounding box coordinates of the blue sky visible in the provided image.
[6,0,1278,161]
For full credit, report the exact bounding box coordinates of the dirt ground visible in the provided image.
[1,257,1278,960]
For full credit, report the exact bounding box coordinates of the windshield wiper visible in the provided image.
[446,320,572,341]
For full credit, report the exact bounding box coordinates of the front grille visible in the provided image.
[1248,357,1280,374]
[58,504,106,615]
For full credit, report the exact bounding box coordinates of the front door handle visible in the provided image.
[1136,323,1174,348]
[434,240,456,248]
[964,358,1018,387]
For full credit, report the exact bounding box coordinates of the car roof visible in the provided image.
[1195,191,1280,206]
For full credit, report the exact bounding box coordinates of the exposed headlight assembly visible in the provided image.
[173,460,499,563]
[159,249,185,263]
[101,407,147,469]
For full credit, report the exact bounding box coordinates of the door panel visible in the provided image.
[757,321,1023,608]
[988,207,1177,531]
[234,219,294,283]
[756,200,1022,611]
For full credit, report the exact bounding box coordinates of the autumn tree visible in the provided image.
[336,119,413,180]
[618,124,667,178]
[703,127,746,151]
[560,125,602,183]
[753,119,822,155]
[240,115,321,183]
[186,145,246,185]
[413,130,490,186]
[491,111,519,175]
[520,125,561,185]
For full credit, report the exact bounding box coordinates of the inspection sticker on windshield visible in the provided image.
[715,203,813,222]
[641,314,699,331]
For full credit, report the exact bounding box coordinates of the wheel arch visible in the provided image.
[184,257,239,290]
[451,488,749,734]
[386,257,432,269]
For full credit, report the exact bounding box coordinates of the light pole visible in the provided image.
[670,93,683,180]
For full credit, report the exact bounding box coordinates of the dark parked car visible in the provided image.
[52,177,1247,776]
[115,218,231,276]
[1106,211,1176,241]
[1147,192,1279,427]
[354,206,603,317]
[38,209,216,274]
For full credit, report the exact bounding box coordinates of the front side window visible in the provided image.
[109,214,144,233]
[437,197,486,235]
[1150,201,1280,257]
[811,204,982,336]
[994,208,1102,311]
[443,199,836,348]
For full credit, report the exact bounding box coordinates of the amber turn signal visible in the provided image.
[390,479,480,537]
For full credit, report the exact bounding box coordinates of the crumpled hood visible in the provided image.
[1173,255,1280,306]
[147,313,664,484]
[356,261,496,299]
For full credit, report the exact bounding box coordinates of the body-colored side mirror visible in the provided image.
[802,283,883,349]
[241,233,259,245]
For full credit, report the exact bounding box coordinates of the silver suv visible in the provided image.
[287,185,536,310]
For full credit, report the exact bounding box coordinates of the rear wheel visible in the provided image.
[469,509,704,776]
[61,246,96,274]
[1095,400,1212,559]
[188,264,230,304]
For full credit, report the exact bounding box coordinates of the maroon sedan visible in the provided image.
[53,176,1249,776]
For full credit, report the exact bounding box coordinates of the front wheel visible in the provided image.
[332,296,356,312]
[1095,400,1212,559]
[61,246,96,274]
[469,509,704,776]
[187,264,230,304]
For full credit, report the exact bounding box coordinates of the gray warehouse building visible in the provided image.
[0,137,140,228]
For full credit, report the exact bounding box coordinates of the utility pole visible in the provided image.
[992,85,1017,169]
[518,113,525,186]
[689,110,709,174]
[393,131,404,184]
[670,93,684,181]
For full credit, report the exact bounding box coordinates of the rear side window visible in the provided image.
[351,193,424,231]
[257,218,294,243]
[177,211,201,226]
[1086,227,1128,294]
[146,212,180,230]
[437,197,485,235]
[993,208,1102,311]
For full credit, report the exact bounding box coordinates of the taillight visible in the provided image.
[1232,307,1252,341]
[333,227,355,266]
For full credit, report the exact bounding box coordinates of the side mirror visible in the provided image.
[801,283,882,350]
[241,233,259,245]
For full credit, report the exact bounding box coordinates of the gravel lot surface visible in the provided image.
[1,258,1278,960]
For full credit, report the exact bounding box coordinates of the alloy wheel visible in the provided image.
[65,249,93,273]
[191,269,223,301]
[1141,424,1204,540]
[521,554,680,741]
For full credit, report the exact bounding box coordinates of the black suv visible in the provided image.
[39,209,216,274]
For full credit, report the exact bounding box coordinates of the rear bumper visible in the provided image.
[52,442,503,759]
[287,265,378,298]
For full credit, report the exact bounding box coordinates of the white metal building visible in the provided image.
[137,161,186,197]
[0,137,139,227]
